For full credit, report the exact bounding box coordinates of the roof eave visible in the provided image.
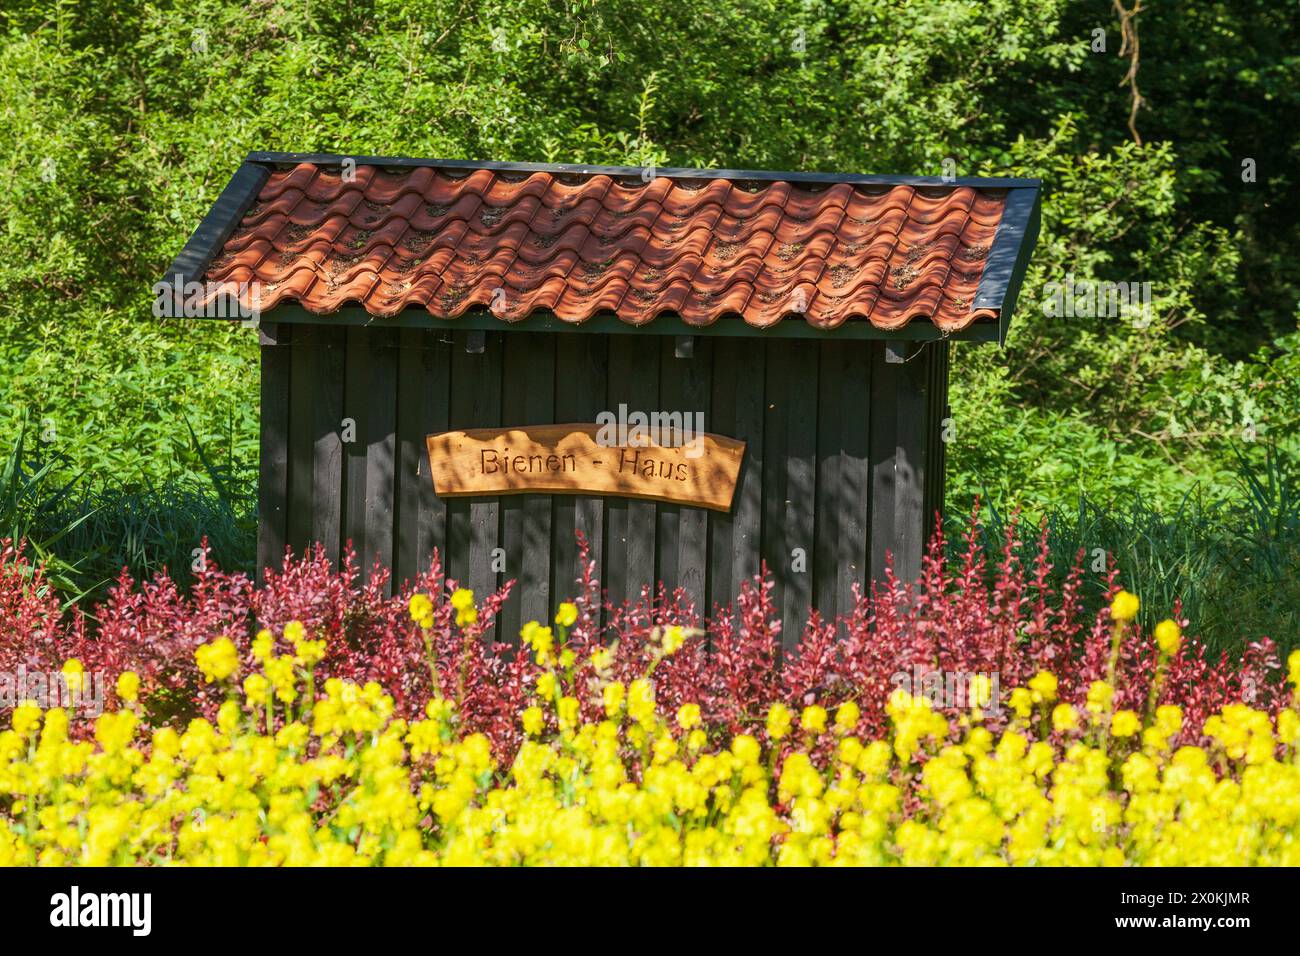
[242,150,1043,191]
[160,160,270,292]
[973,184,1042,346]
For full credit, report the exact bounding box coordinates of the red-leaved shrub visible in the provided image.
[0,506,1287,759]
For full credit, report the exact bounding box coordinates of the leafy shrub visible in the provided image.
[1,512,1286,759]
[2,550,1300,865]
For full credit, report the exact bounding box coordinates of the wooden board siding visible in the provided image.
[256,323,290,582]
[258,326,949,634]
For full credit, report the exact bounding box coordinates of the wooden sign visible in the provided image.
[425,424,746,512]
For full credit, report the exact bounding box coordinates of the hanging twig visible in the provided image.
[1113,0,1144,145]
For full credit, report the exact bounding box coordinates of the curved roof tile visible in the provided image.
[168,154,1040,337]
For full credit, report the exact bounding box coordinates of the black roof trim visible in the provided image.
[161,161,270,291]
[974,185,1041,345]
[243,150,1042,191]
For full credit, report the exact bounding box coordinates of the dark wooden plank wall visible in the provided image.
[261,326,949,646]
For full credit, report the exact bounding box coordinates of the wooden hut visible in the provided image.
[164,153,1040,643]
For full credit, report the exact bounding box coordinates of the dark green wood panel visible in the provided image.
[706,338,765,619]
[362,328,399,593]
[604,334,660,608]
[286,328,317,555]
[551,334,608,608]
[342,327,369,576]
[447,332,504,608]
[395,327,450,587]
[310,325,346,568]
[814,340,871,622]
[655,336,713,613]
[257,325,291,582]
[499,332,556,641]
[869,342,930,585]
[762,340,818,649]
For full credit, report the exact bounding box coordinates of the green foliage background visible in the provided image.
[1,0,1298,640]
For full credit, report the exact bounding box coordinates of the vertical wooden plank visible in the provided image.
[447,331,503,605]
[655,336,712,613]
[498,332,556,642]
[782,341,818,649]
[342,327,368,574]
[395,327,450,587]
[551,333,608,608]
[814,339,871,624]
[311,325,345,568]
[286,327,316,556]
[364,328,398,593]
[282,325,345,570]
[895,346,928,581]
[870,341,928,587]
[257,324,290,582]
[604,334,659,609]
[707,338,765,619]
[869,342,898,589]
[926,341,950,542]
[342,326,397,590]
[839,341,872,618]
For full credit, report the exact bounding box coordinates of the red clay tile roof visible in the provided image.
[182,156,1039,334]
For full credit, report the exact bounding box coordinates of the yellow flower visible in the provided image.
[115,671,140,704]
[556,696,579,729]
[1051,703,1079,733]
[12,701,42,738]
[590,646,614,671]
[627,679,655,726]
[732,734,760,764]
[555,602,578,628]
[800,705,827,734]
[1086,680,1115,716]
[450,589,477,628]
[1154,619,1182,656]
[283,620,305,645]
[1289,649,1300,688]
[1009,687,1033,719]
[195,637,240,683]
[60,659,85,695]
[407,593,436,629]
[293,636,327,667]
[1110,590,1140,622]
[252,629,275,662]
[661,625,687,656]
[536,672,557,701]
[1111,710,1141,738]
[525,626,554,656]
[242,673,271,706]
[834,701,861,733]
[521,706,544,736]
[1028,671,1057,703]
[766,703,792,741]
[677,703,702,730]
[602,681,625,718]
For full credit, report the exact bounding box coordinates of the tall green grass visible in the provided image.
[2,422,254,606]
[961,445,1300,656]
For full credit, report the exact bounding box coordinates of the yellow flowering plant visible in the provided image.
[3,616,1300,866]
[3,527,1297,867]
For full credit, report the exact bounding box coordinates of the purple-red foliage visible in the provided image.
[0,505,1288,758]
